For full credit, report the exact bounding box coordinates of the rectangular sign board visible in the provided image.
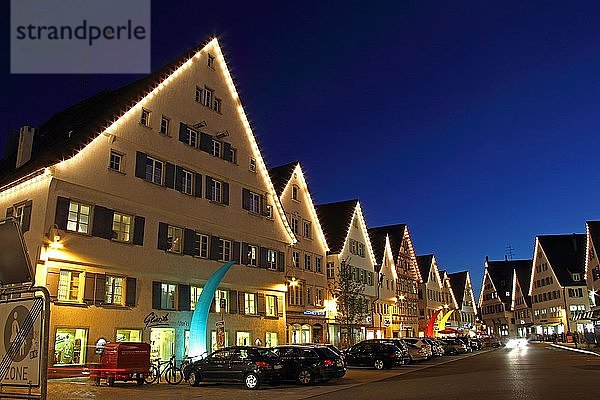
[0,296,43,387]
[0,218,34,286]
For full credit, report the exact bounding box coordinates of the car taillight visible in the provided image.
[323,359,334,366]
[255,361,271,369]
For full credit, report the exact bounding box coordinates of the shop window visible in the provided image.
[116,329,141,342]
[236,331,251,346]
[265,332,278,347]
[150,327,175,361]
[53,328,88,365]
[57,270,82,302]
[105,275,124,305]
[290,324,301,344]
[211,330,229,351]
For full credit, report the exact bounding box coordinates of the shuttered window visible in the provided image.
[105,276,124,305]
[67,201,91,234]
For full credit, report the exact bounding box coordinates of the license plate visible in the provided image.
[274,364,283,369]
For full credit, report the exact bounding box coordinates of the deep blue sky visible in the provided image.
[3,1,600,292]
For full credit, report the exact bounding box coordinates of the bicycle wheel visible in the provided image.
[166,366,183,385]
[144,365,159,384]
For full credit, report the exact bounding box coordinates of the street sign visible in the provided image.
[0,296,44,387]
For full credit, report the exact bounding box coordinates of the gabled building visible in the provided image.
[416,254,445,334]
[530,234,591,335]
[510,260,534,338]
[269,162,329,344]
[585,221,600,314]
[315,200,377,345]
[447,271,478,330]
[479,257,518,338]
[370,224,421,338]
[438,270,460,329]
[0,38,296,366]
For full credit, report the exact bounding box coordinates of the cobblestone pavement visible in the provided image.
[44,350,493,400]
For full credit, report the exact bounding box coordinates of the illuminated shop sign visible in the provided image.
[303,310,326,317]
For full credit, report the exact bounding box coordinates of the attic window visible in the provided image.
[140,109,150,127]
[572,273,581,281]
[208,54,215,69]
[249,158,256,172]
[291,185,299,201]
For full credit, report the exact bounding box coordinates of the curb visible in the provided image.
[550,344,600,357]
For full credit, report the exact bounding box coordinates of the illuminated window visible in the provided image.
[112,212,132,242]
[326,262,335,279]
[215,290,229,313]
[53,328,88,365]
[67,201,90,234]
[167,225,183,253]
[244,293,256,314]
[109,151,122,172]
[58,270,82,302]
[211,330,229,351]
[219,239,232,261]
[160,116,170,135]
[116,329,141,342]
[236,331,250,346]
[190,286,203,310]
[194,233,209,258]
[265,295,276,316]
[140,109,150,126]
[247,245,258,266]
[265,332,278,347]
[292,251,300,268]
[145,156,163,185]
[160,283,176,310]
[181,169,193,195]
[315,288,323,306]
[105,276,124,305]
[267,250,277,270]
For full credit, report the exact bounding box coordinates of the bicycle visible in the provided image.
[144,355,183,384]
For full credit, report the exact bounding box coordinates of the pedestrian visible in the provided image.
[573,332,579,349]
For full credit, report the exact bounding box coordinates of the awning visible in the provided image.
[438,328,461,334]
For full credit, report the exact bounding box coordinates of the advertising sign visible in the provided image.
[215,321,225,349]
[0,297,44,387]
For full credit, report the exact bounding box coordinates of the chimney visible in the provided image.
[15,125,35,168]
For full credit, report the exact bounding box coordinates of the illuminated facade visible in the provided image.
[585,221,600,314]
[529,235,591,335]
[511,264,533,338]
[479,257,518,338]
[447,271,478,330]
[416,254,445,334]
[269,162,329,344]
[315,200,377,346]
[370,225,420,338]
[439,270,460,329]
[0,38,295,367]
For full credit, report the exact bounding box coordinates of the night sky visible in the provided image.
[3,1,600,292]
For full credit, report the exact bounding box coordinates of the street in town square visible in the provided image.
[46,344,599,400]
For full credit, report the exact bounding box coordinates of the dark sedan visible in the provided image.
[183,346,282,390]
[273,345,346,385]
[344,341,405,369]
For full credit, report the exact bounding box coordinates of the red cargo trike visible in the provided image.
[91,342,151,386]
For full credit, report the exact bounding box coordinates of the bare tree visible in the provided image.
[328,258,369,348]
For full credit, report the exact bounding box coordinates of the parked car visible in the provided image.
[454,337,474,352]
[439,339,468,355]
[183,346,282,390]
[272,345,345,385]
[470,338,483,350]
[343,341,405,369]
[361,339,411,365]
[422,338,444,357]
[398,339,429,362]
[400,338,433,359]
[313,343,345,360]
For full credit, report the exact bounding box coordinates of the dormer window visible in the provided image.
[572,273,581,281]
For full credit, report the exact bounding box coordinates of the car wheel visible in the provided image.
[244,372,260,390]
[188,371,200,387]
[374,359,385,370]
[297,369,313,385]
[136,378,145,386]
